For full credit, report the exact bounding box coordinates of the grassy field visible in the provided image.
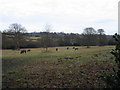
[2,46,116,88]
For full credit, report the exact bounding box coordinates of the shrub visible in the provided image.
[102,33,120,88]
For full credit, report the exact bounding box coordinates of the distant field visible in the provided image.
[30,37,41,40]
[2,46,116,88]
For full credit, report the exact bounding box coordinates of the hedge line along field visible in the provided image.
[2,46,116,88]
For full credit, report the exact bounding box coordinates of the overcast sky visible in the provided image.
[0,0,119,35]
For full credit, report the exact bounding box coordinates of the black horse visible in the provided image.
[56,48,58,51]
[20,50,26,54]
[67,47,69,50]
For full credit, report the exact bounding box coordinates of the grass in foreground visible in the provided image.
[2,46,116,88]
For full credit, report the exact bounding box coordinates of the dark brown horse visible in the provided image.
[75,48,78,50]
[27,49,31,52]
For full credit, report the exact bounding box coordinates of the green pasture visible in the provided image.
[2,46,115,88]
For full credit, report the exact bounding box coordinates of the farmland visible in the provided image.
[2,46,116,88]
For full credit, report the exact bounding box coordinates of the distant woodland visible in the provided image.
[2,23,116,49]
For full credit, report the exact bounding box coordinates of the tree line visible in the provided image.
[2,23,116,49]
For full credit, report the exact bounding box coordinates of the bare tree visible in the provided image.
[82,27,97,46]
[83,27,96,35]
[97,29,108,46]
[40,24,52,51]
[97,29,104,35]
[7,23,27,49]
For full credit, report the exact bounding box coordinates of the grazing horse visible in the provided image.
[73,47,75,49]
[75,48,78,50]
[56,48,58,51]
[27,49,31,52]
[20,50,26,54]
[67,47,69,50]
